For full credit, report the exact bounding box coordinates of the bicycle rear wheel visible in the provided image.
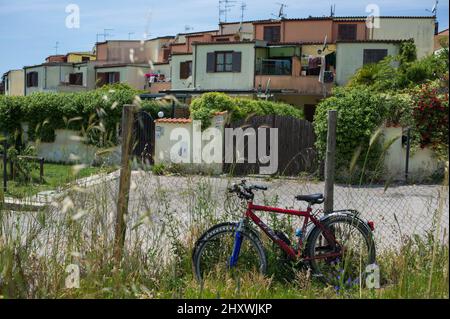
[305,215,376,288]
[193,222,267,283]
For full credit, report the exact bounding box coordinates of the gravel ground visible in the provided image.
[97,171,449,251]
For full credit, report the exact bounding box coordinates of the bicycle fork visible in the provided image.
[229,219,244,268]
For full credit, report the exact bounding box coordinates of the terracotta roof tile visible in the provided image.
[155,118,192,124]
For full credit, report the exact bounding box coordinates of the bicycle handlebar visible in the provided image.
[227,180,268,200]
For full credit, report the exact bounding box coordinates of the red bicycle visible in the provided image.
[193,180,376,286]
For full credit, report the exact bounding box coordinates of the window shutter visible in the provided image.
[206,52,216,73]
[232,52,242,72]
[338,24,357,41]
[180,62,188,79]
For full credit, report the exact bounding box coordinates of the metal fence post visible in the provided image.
[405,128,411,183]
[324,110,337,214]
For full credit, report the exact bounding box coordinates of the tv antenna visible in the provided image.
[240,2,247,22]
[96,29,114,43]
[330,4,336,17]
[219,0,237,23]
[272,3,287,20]
[54,41,59,55]
[426,0,438,16]
[128,32,135,40]
[184,25,194,33]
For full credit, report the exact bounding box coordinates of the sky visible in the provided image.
[0,0,449,77]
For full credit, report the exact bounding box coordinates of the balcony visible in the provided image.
[147,81,171,94]
[255,74,333,96]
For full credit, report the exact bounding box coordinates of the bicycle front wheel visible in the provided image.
[305,214,376,288]
[192,222,267,283]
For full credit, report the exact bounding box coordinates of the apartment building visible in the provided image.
[162,15,437,120]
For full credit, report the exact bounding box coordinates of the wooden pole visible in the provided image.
[113,104,137,263]
[3,139,7,192]
[324,110,337,214]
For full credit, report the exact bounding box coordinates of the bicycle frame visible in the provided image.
[229,201,342,265]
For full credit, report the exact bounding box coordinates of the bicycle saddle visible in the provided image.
[295,193,324,204]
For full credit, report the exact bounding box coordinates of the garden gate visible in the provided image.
[223,115,317,176]
[133,110,155,165]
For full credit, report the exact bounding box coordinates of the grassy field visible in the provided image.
[0,162,115,198]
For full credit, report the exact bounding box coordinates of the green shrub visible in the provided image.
[314,86,388,181]
[349,42,448,92]
[0,85,186,147]
[190,92,303,128]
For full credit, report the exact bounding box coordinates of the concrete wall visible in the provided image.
[151,63,170,79]
[154,113,227,174]
[170,54,193,90]
[193,42,256,90]
[96,41,148,63]
[23,128,120,165]
[67,53,96,63]
[96,65,150,90]
[383,126,441,181]
[335,42,400,86]
[219,22,254,40]
[371,18,435,58]
[255,75,332,95]
[4,70,24,96]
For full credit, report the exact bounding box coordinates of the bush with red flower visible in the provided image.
[411,80,449,159]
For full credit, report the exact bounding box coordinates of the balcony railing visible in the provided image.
[255,59,292,76]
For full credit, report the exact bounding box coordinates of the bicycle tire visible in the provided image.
[305,214,376,287]
[192,222,267,283]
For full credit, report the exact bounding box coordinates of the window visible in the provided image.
[215,52,233,72]
[256,58,292,75]
[96,72,120,87]
[207,51,241,73]
[363,49,388,64]
[162,48,171,62]
[215,38,230,42]
[263,26,281,42]
[338,24,357,41]
[82,56,90,62]
[69,73,83,85]
[179,61,192,79]
[26,72,38,87]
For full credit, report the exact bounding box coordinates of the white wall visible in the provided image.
[193,42,256,90]
[336,42,400,86]
[383,126,441,181]
[23,127,121,165]
[372,18,435,58]
[154,114,227,174]
[170,54,193,90]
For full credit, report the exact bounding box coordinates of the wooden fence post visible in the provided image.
[324,110,337,214]
[2,138,7,193]
[113,104,137,263]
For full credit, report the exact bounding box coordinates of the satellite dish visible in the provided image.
[158,111,164,118]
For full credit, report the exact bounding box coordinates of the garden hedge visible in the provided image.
[0,84,186,147]
[190,92,304,128]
